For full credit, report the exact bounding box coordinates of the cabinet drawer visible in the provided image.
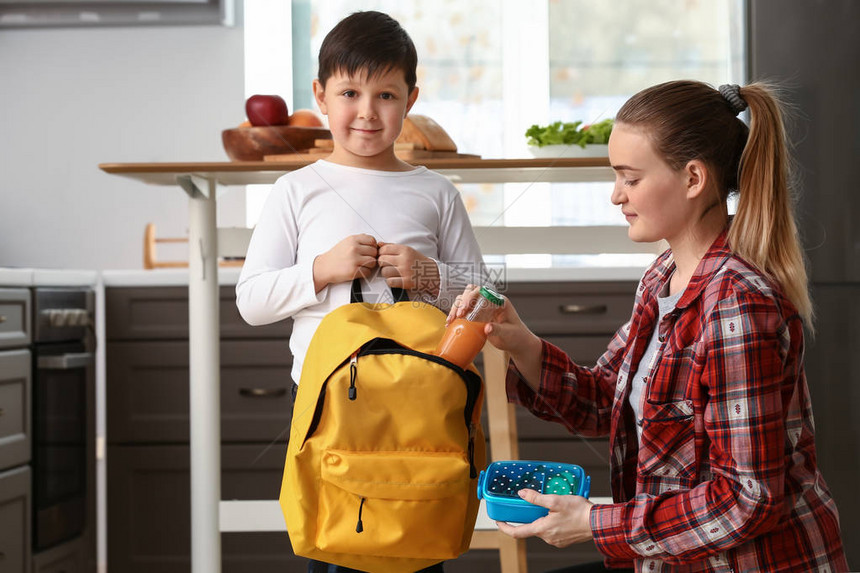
[107,444,298,573]
[105,287,292,341]
[107,339,293,444]
[0,465,31,573]
[0,288,30,349]
[505,281,636,335]
[0,350,31,470]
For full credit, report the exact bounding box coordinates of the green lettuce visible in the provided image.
[525,118,614,148]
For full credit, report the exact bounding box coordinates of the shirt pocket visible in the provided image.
[638,399,696,483]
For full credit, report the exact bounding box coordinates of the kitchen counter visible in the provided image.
[0,268,99,287]
[6,266,648,288]
[0,268,33,287]
[100,265,647,287]
[102,267,243,287]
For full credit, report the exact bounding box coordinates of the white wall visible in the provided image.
[0,23,246,271]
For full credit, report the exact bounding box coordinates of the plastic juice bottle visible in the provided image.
[435,286,504,368]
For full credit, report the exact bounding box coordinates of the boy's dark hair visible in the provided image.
[318,11,417,92]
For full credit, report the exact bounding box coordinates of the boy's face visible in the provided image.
[313,67,419,170]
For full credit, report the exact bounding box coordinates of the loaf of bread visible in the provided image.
[396,114,458,151]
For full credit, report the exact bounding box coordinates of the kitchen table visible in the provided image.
[98,157,620,573]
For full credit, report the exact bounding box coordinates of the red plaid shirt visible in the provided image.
[507,232,847,572]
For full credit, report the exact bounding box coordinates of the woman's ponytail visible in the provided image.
[726,84,813,327]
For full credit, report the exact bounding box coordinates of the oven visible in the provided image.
[31,287,95,553]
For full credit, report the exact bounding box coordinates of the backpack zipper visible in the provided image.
[347,351,359,401]
[355,496,366,533]
[301,351,359,446]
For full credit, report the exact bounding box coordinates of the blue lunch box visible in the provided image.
[476,460,591,523]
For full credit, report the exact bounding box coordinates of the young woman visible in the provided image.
[451,81,848,572]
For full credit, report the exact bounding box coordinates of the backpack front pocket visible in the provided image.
[316,449,471,559]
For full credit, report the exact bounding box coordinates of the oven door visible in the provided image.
[32,343,93,551]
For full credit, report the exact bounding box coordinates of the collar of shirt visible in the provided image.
[640,229,733,311]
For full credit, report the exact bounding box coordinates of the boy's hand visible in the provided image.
[313,234,378,292]
[377,242,439,296]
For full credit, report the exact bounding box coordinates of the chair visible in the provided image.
[469,343,529,573]
[143,223,246,269]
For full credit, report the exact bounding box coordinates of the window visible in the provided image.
[244,0,746,267]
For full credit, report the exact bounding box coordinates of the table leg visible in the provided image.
[185,176,222,573]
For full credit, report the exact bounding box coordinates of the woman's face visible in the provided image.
[608,124,693,245]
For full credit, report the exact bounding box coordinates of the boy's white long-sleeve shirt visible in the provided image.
[235,159,488,384]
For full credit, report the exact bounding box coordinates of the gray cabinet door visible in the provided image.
[107,444,299,573]
[0,288,30,349]
[0,349,31,471]
[750,2,860,566]
[0,465,31,573]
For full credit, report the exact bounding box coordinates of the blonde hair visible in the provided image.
[616,80,813,327]
[728,84,812,327]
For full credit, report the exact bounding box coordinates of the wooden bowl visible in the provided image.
[221,125,332,161]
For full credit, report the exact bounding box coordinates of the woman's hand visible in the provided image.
[496,490,594,548]
[377,242,439,295]
[448,285,543,388]
[313,234,378,292]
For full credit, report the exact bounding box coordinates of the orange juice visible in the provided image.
[434,318,488,369]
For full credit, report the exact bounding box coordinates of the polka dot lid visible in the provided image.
[479,460,590,499]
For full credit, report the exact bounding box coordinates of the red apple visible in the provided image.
[245,94,289,127]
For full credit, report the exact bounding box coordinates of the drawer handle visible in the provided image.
[239,387,287,399]
[559,304,608,315]
[38,352,94,370]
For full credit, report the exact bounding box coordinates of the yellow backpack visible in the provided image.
[280,281,486,572]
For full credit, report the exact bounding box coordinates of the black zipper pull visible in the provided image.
[348,352,358,401]
[355,496,366,533]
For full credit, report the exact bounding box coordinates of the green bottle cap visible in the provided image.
[479,286,504,306]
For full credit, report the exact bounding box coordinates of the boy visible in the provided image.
[236,9,487,385]
[235,12,486,571]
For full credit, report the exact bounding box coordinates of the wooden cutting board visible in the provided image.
[264,115,473,160]
[263,149,480,161]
